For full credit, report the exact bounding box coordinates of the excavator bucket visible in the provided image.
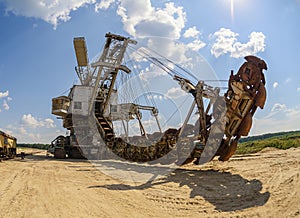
[255,84,267,109]
[245,55,267,70]
[238,112,253,136]
[219,139,238,161]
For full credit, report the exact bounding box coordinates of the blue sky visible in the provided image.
[0,0,299,143]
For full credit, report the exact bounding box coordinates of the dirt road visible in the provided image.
[0,147,299,218]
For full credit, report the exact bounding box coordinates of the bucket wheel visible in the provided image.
[218,138,238,161]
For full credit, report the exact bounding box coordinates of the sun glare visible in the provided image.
[230,0,234,22]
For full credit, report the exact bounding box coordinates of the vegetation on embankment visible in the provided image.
[17,143,49,150]
[237,130,300,154]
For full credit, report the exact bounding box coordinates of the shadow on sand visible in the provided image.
[19,154,270,211]
[89,165,270,212]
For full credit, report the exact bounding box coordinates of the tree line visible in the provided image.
[237,130,300,154]
[17,143,49,150]
[239,130,300,143]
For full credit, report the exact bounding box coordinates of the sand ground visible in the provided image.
[0,147,299,218]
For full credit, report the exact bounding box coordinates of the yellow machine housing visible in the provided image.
[0,130,17,158]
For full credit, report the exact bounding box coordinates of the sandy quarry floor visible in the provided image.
[0,147,299,218]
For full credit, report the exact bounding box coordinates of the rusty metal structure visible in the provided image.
[49,33,267,164]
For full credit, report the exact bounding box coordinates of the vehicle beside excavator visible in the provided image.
[49,32,267,165]
[0,130,17,158]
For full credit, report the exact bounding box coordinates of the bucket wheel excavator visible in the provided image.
[49,33,267,164]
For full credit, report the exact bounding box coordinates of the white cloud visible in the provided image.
[0,90,12,112]
[297,87,300,92]
[2,100,9,110]
[1,0,96,29]
[113,114,166,137]
[149,95,163,101]
[271,103,287,112]
[210,28,238,58]
[45,118,56,128]
[232,32,266,58]
[186,39,206,52]
[95,0,116,11]
[285,78,291,84]
[21,114,43,128]
[0,90,9,98]
[19,127,27,134]
[139,63,168,81]
[29,133,41,141]
[0,0,201,72]
[183,26,200,38]
[0,0,266,64]
[182,26,206,52]
[5,0,190,69]
[21,114,56,128]
[251,104,300,135]
[165,87,186,99]
[0,128,13,135]
[147,37,191,64]
[3,0,185,34]
[211,28,266,58]
[273,82,279,88]
[18,130,41,142]
[114,1,186,39]
[2,116,62,143]
[133,40,193,81]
